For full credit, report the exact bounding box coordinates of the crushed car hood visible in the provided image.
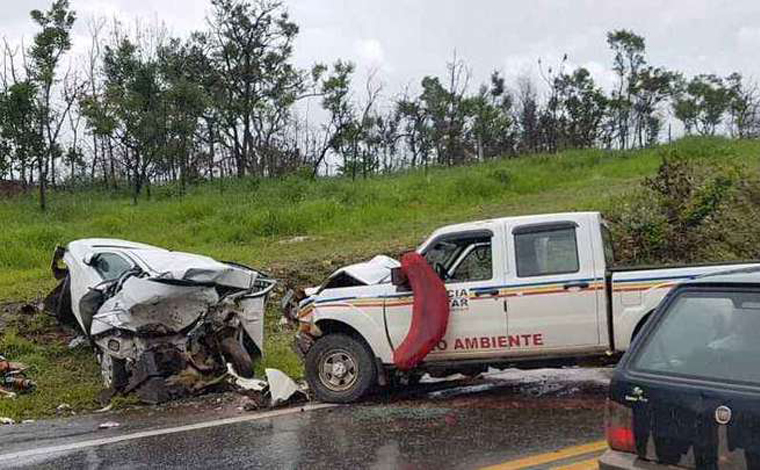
[133,251,261,290]
[286,255,400,318]
[323,255,400,287]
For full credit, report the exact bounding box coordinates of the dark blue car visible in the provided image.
[600,269,760,470]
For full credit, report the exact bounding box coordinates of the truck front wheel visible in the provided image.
[305,333,376,403]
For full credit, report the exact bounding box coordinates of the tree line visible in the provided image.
[1,0,759,209]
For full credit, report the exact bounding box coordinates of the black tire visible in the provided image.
[305,333,376,403]
[220,336,255,378]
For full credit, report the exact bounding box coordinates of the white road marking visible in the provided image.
[0,403,337,463]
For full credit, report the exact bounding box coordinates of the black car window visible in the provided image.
[93,253,134,281]
[632,289,760,385]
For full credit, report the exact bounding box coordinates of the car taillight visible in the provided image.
[605,399,636,454]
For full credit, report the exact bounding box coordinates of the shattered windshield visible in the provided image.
[423,231,493,277]
[633,288,760,385]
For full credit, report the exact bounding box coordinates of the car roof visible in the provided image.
[429,211,600,238]
[67,238,168,253]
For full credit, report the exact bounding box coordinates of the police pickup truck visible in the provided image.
[286,212,758,403]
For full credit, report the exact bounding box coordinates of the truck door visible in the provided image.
[505,218,602,352]
[385,227,508,361]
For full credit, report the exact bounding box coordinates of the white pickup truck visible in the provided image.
[287,212,758,403]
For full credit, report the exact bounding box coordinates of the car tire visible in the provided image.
[305,333,376,403]
[220,336,255,378]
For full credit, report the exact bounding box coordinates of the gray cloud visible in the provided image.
[3,0,760,96]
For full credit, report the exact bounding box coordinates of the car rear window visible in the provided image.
[632,288,760,386]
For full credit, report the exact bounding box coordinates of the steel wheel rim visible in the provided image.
[318,348,358,392]
[100,353,114,387]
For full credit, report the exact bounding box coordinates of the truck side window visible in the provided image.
[514,227,579,277]
[449,243,492,282]
[93,253,133,281]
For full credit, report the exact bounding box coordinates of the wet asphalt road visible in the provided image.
[0,368,611,469]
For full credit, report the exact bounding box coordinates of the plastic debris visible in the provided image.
[98,421,120,429]
[226,364,268,392]
[67,336,88,349]
[0,417,15,425]
[56,403,72,413]
[95,403,114,414]
[265,368,301,407]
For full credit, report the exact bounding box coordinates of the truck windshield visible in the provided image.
[632,288,760,386]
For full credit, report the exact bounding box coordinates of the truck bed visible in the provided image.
[607,261,760,351]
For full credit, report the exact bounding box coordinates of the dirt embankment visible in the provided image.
[0,180,27,198]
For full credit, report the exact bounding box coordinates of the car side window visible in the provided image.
[449,243,493,282]
[93,253,133,281]
[514,226,579,277]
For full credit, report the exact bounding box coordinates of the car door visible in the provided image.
[504,217,602,352]
[385,226,508,361]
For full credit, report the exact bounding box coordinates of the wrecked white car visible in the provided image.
[45,239,275,403]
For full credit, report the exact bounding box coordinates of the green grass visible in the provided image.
[1,136,758,420]
[0,315,102,421]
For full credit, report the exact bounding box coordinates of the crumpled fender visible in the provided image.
[392,253,450,371]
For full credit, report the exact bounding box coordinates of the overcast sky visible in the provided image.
[4,0,760,99]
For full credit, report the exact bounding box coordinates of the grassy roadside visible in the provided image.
[1,136,758,421]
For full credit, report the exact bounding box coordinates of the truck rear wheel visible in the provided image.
[305,333,376,403]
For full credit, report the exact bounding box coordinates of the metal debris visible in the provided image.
[0,355,35,398]
[67,336,88,349]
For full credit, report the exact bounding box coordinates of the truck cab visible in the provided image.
[390,212,609,362]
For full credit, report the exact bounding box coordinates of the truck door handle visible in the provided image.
[563,281,589,290]
[475,289,500,297]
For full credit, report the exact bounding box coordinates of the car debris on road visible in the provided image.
[227,365,307,407]
[44,239,276,405]
[0,355,35,399]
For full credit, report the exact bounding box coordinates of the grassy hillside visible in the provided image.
[1,136,758,420]
[5,137,759,302]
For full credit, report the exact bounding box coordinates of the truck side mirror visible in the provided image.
[391,267,409,288]
[83,252,96,266]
